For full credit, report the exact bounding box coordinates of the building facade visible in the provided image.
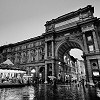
[76,60,86,82]
[64,53,77,82]
[0,36,46,82]
[0,5,100,84]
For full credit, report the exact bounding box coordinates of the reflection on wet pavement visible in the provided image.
[0,83,99,100]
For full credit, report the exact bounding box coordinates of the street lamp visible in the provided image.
[31,69,36,78]
[31,69,36,73]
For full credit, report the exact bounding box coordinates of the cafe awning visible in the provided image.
[1,59,14,65]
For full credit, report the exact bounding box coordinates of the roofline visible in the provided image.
[45,5,94,26]
[0,34,44,48]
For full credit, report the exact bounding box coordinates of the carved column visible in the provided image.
[37,48,39,61]
[27,50,31,63]
[98,59,100,69]
[36,66,39,77]
[52,41,54,58]
[52,63,54,76]
[27,66,31,76]
[44,64,48,83]
[15,53,18,63]
[92,31,99,52]
[20,52,23,63]
[45,42,47,59]
[83,33,88,54]
[35,49,38,61]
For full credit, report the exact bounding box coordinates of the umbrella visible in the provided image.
[1,59,14,65]
[48,76,56,80]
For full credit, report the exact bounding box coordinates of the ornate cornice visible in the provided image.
[45,5,94,26]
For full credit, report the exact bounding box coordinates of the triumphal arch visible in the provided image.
[0,5,100,84]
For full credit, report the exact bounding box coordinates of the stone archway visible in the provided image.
[55,37,84,60]
[0,54,3,64]
[54,37,85,82]
[43,5,100,84]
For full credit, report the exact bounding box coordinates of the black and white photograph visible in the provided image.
[0,0,100,100]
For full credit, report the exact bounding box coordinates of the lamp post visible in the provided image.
[31,69,36,83]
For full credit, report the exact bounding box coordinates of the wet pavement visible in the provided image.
[0,83,100,100]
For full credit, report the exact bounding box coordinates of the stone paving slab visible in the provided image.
[0,83,100,100]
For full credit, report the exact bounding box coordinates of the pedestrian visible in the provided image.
[81,78,86,92]
[98,81,100,89]
[53,78,57,90]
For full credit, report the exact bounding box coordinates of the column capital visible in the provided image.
[52,40,54,58]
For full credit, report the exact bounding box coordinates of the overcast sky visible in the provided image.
[0,0,100,60]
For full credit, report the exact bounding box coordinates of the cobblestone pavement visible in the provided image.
[0,83,100,100]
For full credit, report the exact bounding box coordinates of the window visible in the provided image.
[90,59,98,70]
[85,31,95,53]
[86,31,93,43]
[27,43,33,48]
[3,49,6,53]
[21,45,26,49]
[87,36,92,41]
[93,71,99,76]
[89,45,94,52]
